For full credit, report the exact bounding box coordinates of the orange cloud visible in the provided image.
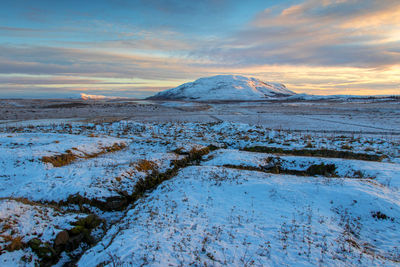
[2,0,400,97]
[342,4,400,28]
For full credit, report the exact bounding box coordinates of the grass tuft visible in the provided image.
[135,159,158,173]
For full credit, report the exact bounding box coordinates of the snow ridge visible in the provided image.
[149,75,295,100]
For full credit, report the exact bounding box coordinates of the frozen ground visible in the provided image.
[79,166,400,266]
[0,98,399,266]
[1,97,399,134]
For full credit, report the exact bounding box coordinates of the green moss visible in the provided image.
[28,238,56,261]
[69,225,85,236]
[72,214,101,229]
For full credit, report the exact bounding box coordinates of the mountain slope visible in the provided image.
[148,75,295,100]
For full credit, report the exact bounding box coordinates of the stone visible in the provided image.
[54,230,69,247]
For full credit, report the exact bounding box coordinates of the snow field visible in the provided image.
[0,119,398,266]
[78,166,400,266]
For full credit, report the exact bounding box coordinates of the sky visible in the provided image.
[0,0,399,98]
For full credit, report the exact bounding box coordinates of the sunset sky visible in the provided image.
[1,0,399,98]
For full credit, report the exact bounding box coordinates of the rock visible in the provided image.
[54,230,69,247]
[66,233,85,250]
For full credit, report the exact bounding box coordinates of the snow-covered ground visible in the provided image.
[0,132,181,202]
[1,97,399,134]
[203,149,400,189]
[0,117,398,266]
[79,166,400,266]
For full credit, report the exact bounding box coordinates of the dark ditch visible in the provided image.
[242,146,387,162]
[11,145,373,265]
[223,163,339,177]
[222,156,370,179]
[32,145,216,266]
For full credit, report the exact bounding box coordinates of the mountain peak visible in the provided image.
[148,75,295,101]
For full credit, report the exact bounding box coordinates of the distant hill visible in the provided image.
[147,75,295,101]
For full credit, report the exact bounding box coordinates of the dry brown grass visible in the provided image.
[41,142,126,167]
[0,197,60,209]
[135,159,157,173]
[42,152,77,167]
[3,235,24,252]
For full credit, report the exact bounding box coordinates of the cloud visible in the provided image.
[194,0,400,68]
[0,75,103,85]
[0,26,41,32]
[24,7,48,23]
[1,0,399,96]
[136,0,225,14]
[0,45,206,80]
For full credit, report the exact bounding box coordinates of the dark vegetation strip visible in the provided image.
[242,146,387,162]
[42,103,89,109]
[63,145,216,213]
[17,146,215,266]
[132,146,213,200]
[287,129,400,136]
[223,163,339,177]
[57,145,216,266]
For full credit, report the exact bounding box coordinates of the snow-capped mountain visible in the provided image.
[148,75,295,100]
[80,93,124,100]
[81,93,108,100]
